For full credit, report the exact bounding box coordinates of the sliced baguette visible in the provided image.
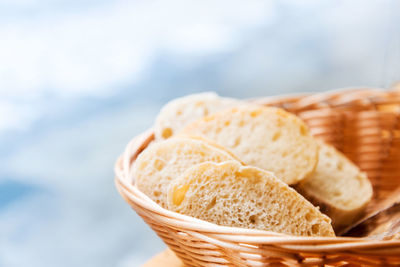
[154,92,240,140]
[133,137,239,207]
[180,106,318,185]
[295,140,373,233]
[167,161,335,237]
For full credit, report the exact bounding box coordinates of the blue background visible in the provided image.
[1,1,399,266]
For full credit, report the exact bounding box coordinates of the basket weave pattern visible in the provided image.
[115,88,400,266]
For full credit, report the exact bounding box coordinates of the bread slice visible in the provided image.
[154,92,240,140]
[167,161,335,237]
[295,140,373,233]
[180,106,318,185]
[133,137,239,207]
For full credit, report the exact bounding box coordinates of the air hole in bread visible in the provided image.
[333,190,342,197]
[300,125,307,136]
[336,161,343,171]
[311,224,320,234]
[325,151,333,158]
[138,161,148,170]
[250,110,262,117]
[161,128,173,139]
[153,159,165,171]
[153,191,161,197]
[206,196,217,210]
[305,212,313,222]
[272,131,281,141]
[195,101,204,107]
[249,215,258,224]
[276,109,289,117]
[356,175,365,185]
[172,184,190,206]
[276,118,284,127]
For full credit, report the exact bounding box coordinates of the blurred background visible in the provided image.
[1,0,400,266]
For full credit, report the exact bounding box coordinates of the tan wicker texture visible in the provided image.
[115,88,400,266]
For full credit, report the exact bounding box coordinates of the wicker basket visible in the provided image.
[115,88,400,266]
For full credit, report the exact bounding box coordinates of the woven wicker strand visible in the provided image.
[115,88,400,266]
